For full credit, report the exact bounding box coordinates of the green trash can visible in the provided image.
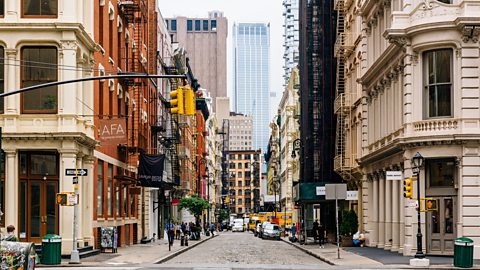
[41,234,62,265]
[454,237,474,268]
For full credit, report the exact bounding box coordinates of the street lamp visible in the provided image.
[412,152,425,259]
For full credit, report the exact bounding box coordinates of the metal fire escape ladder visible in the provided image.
[165,66,181,186]
[334,0,350,179]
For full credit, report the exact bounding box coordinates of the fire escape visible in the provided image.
[117,0,150,170]
[333,0,356,181]
[310,1,321,181]
[165,66,181,188]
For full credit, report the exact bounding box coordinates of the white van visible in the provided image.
[232,218,244,232]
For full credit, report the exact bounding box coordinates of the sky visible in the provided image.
[158,0,284,121]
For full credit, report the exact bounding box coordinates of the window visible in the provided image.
[229,154,235,160]
[211,20,217,30]
[0,47,4,113]
[245,154,251,160]
[245,171,251,178]
[109,17,114,56]
[203,20,208,31]
[438,0,452,3]
[22,47,58,113]
[229,163,235,169]
[238,207,242,213]
[424,49,452,118]
[238,181,242,187]
[107,164,113,216]
[238,199,242,204]
[195,20,200,31]
[23,0,57,16]
[97,161,104,217]
[187,20,193,31]
[171,20,177,31]
[238,189,242,195]
[238,163,243,169]
[165,20,169,30]
[245,162,250,168]
[115,178,120,217]
[238,172,242,178]
[427,158,455,187]
[99,5,104,47]
[0,1,4,16]
[238,154,242,159]
[99,81,104,117]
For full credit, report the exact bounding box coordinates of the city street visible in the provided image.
[158,231,330,269]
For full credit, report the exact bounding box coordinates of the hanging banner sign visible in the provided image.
[98,118,127,145]
[138,154,166,188]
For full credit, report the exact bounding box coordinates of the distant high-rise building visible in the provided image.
[216,97,254,151]
[232,23,270,151]
[166,11,228,111]
[282,0,300,87]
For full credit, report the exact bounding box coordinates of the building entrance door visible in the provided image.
[21,181,59,243]
[18,152,59,243]
[426,197,456,255]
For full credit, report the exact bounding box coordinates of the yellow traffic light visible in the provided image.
[404,177,413,199]
[170,87,184,114]
[56,193,67,205]
[184,88,196,115]
[225,196,230,204]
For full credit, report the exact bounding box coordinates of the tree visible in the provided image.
[179,195,210,225]
[218,209,229,223]
[340,209,358,237]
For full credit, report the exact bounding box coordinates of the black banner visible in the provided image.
[138,154,165,187]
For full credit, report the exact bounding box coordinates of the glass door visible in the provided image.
[22,181,58,243]
[427,197,456,255]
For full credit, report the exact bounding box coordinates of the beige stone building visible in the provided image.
[216,97,254,151]
[335,0,480,258]
[166,11,228,110]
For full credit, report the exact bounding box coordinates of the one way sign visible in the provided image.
[65,169,88,176]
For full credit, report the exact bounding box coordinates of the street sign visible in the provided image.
[65,169,88,176]
[325,184,347,200]
[346,191,358,201]
[386,171,402,180]
[316,186,325,195]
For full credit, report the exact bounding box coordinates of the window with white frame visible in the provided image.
[424,49,452,118]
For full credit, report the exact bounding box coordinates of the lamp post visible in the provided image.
[412,152,425,259]
[291,138,303,240]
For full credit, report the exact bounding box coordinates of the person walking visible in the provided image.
[210,223,215,237]
[176,223,181,240]
[312,220,319,243]
[290,223,297,242]
[318,223,326,248]
[166,220,175,249]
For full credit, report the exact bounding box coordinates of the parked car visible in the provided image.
[258,221,273,238]
[262,223,281,240]
[254,223,262,237]
[232,219,245,232]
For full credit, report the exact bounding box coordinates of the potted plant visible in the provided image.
[339,209,358,247]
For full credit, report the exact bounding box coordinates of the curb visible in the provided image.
[155,234,218,264]
[280,238,335,265]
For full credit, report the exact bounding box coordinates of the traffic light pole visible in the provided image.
[414,170,425,259]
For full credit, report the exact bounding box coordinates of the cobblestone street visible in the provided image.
[157,231,331,269]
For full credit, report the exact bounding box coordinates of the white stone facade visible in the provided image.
[0,0,96,254]
[348,0,480,258]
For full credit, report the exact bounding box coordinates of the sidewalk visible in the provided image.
[37,233,219,268]
[282,236,480,269]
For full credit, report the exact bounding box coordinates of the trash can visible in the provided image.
[454,237,474,268]
[41,234,62,265]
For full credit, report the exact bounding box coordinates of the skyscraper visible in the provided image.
[232,23,270,151]
[166,11,228,111]
[282,0,300,87]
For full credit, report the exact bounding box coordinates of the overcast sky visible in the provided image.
[158,0,284,120]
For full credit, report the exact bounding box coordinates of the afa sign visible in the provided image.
[98,118,127,145]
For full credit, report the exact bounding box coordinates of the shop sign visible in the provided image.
[98,118,127,145]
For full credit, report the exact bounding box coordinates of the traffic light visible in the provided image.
[425,198,438,211]
[56,193,67,205]
[403,177,413,199]
[170,87,184,114]
[184,87,196,115]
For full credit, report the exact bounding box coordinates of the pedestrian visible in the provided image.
[4,225,18,242]
[312,219,319,243]
[318,223,326,248]
[290,223,297,242]
[210,223,215,237]
[167,220,175,245]
[176,223,181,240]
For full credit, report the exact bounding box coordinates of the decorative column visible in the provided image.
[75,156,84,247]
[385,172,392,250]
[4,150,17,230]
[59,150,78,255]
[371,174,379,246]
[82,157,95,247]
[59,40,78,116]
[391,167,400,251]
[399,163,405,254]
[378,171,385,248]
[5,49,18,115]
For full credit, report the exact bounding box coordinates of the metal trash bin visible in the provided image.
[41,234,62,265]
[0,241,36,269]
[454,237,474,268]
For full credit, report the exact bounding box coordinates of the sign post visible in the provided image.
[325,184,347,260]
[70,172,80,264]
